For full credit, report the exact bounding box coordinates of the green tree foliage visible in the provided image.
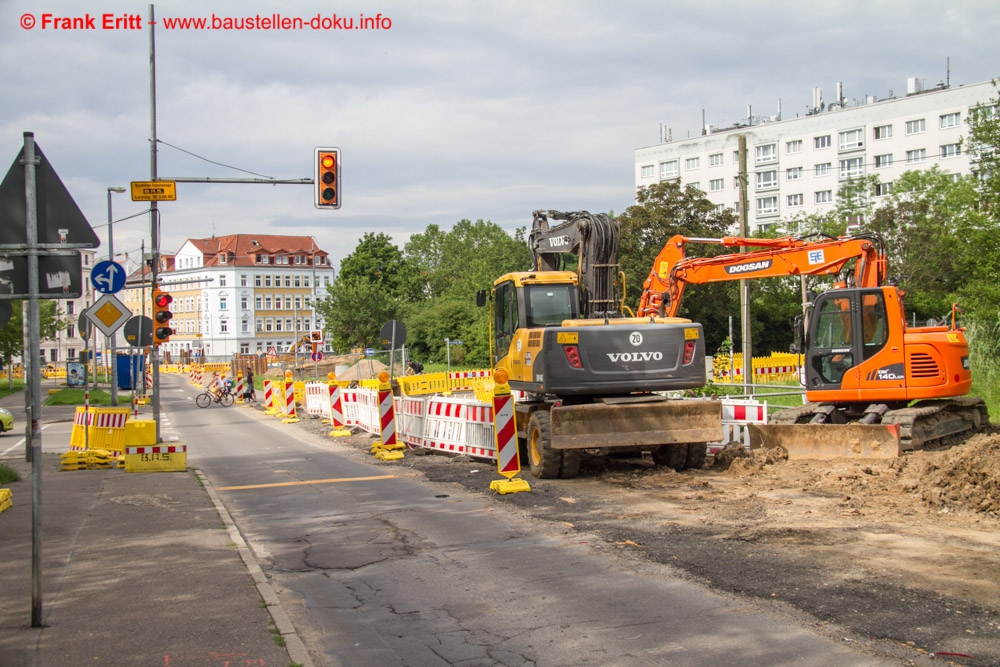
[315,275,398,353]
[618,180,739,351]
[0,300,66,386]
[337,231,408,291]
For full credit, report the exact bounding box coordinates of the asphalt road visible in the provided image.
[161,374,894,666]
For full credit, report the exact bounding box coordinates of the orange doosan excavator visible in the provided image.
[638,232,988,458]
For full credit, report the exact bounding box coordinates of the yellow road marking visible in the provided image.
[218,474,400,491]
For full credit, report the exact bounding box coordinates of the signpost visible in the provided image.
[130,180,176,202]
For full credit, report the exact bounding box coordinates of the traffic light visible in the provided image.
[314,147,341,209]
[152,288,174,345]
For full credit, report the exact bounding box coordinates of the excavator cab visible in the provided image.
[804,288,890,392]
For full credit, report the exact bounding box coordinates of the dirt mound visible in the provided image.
[899,431,1000,516]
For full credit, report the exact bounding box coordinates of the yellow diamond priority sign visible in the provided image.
[83,294,132,337]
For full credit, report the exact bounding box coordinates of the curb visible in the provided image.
[196,469,315,667]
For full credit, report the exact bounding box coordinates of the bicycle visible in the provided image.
[196,387,235,408]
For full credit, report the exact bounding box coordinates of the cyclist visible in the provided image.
[208,372,225,402]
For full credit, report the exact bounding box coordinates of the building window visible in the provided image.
[265,318,273,332]
[219,275,227,287]
[689,182,701,191]
[275,318,283,332]
[240,343,249,353]
[875,182,893,197]
[660,160,679,179]
[940,143,961,159]
[733,176,741,190]
[756,170,778,190]
[67,324,76,338]
[285,318,293,332]
[241,320,250,333]
[814,135,831,149]
[276,254,287,265]
[641,164,654,178]
[284,276,292,288]
[240,296,248,310]
[815,163,831,177]
[257,342,264,352]
[785,140,802,154]
[756,196,778,216]
[874,154,893,169]
[256,318,263,332]
[264,296,272,309]
[219,296,228,310]
[255,295,263,309]
[303,276,310,287]
[940,112,960,129]
[754,143,777,164]
[709,178,725,192]
[220,320,228,333]
[838,129,864,151]
[294,275,301,288]
[905,119,926,135]
[787,194,803,207]
[786,166,803,181]
[295,295,302,309]
[685,157,700,171]
[240,275,248,287]
[839,157,864,179]
[874,124,893,140]
[285,296,293,310]
[264,275,271,287]
[815,190,833,204]
[254,275,262,287]
[219,253,227,264]
[709,153,724,167]
[906,148,927,164]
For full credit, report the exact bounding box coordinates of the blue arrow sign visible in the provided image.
[90,260,126,294]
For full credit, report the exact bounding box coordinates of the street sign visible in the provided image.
[0,251,83,299]
[311,350,323,362]
[130,181,176,202]
[90,260,126,294]
[122,315,153,347]
[83,294,131,337]
[380,319,407,349]
[77,312,91,340]
[448,339,464,345]
[364,347,374,357]
[0,142,100,247]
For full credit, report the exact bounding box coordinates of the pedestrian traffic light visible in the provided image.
[152,288,174,345]
[314,147,340,209]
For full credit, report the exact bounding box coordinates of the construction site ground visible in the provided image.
[291,412,1000,666]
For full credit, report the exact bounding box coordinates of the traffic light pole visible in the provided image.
[149,4,162,443]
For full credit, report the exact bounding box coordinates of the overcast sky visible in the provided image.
[2,0,998,272]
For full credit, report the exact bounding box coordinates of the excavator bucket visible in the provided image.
[551,399,722,450]
[748,423,901,460]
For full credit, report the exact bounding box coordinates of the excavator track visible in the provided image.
[757,397,989,458]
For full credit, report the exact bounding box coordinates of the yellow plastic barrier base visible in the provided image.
[281,417,300,424]
[0,488,11,513]
[124,445,187,473]
[490,477,531,495]
[329,428,351,438]
[135,397,150,406]
[60,449,114,471]
[374,449,405,461]
[124,420,157,446]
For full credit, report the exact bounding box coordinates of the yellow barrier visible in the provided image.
[124,420,156,446]
[712,352,804,384]
[0,488,11,513]
[124,445,187,472]
[69,407,130,454]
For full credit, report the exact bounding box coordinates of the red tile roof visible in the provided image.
[179,234,329,268]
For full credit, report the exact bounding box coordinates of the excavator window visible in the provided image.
[526,285,575,327]
[811,295,854,384]
[861,290,888,360]
[493,281,519,362]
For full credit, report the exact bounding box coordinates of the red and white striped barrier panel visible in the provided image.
[340,387,363,427]
[493,391,519,475]
[263,380,273,408]
[328,384,351,433]
[398,395,429,447]
[305,382,329,417]
[709,398,768,453]
[378,386,397,447]
[125,445,185,455]
[448,370,491,392]
[420,396,495,459]
[283,381,297,418]
[234,376,245,401]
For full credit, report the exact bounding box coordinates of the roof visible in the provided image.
[179,234,329,268]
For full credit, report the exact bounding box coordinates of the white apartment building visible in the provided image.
[123,234,336,360]
[635,79,998,232]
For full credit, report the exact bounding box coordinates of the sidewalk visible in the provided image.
[0,391,307,667]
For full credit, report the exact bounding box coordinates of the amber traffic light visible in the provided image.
[152,288,174,345]
[314,147,341,209]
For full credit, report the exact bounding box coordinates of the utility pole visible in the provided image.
[106,186,126,405]
[738,135,752,396]
[148,3,163,442]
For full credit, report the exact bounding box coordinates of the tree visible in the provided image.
[315,275,398,354]
[337,232,408,292]
[618,180,738,352]
[0,300,66,387]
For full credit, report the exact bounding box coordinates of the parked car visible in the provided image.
[0,407,13,433]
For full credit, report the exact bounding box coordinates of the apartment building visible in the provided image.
[634,78,998,232]
[143,234,336,359]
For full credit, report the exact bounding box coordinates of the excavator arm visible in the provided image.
[637,233,888,318]
[529,210,622,318]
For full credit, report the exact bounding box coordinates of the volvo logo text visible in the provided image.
[608,351,663,362]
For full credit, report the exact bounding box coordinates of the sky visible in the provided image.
[1,0,999,274]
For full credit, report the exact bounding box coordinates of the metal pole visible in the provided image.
[107,187,125,405]
[148,3,162,441]
[738,135,752,396]
[23,132,44,627]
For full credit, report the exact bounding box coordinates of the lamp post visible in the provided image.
[107,186,126,406]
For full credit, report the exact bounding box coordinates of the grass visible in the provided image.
[0,462,20,484]
[45,389,113,406]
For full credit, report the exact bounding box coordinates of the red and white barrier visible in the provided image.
[378,385,397,447]
[304,382,329,417]
[710,398,768,453]
[283,381,297,419]
[263,379,273,408]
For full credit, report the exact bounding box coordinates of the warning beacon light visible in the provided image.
[152,288,174,345]
[314,147,341,210]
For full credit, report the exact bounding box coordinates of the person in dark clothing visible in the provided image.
[244,367,256,401]
[406,360,424,375]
